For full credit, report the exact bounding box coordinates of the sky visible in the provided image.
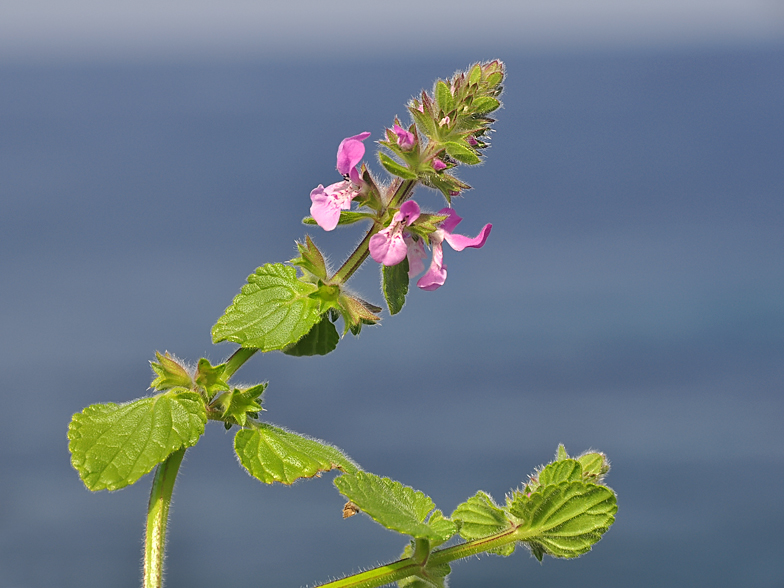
[1,0,783,62]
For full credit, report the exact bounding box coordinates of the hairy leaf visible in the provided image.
[211,263,323,351]
[68,390,207,491]
[510,481,617,559]
[290,235,328,280]
[379,153,417,180]
[435,80,455,114]
[578,452,610,482]
[471,96,501,114]
[150,352,192,391]
[282,313,339,356]
[214,383,266,427]
[452,491,509,540]
[335,472,457,543]
[234,423,358,485]
[452,491,515,556]
[195,358,229,400]
[444,141,481,165]
[538,459,582,486]
[382,257,409,315]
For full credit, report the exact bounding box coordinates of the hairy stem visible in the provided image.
[223,347,258,379]
[144,448,186,588]
[313,558,421,588]
[313,525,524,588]
[331,179,418,285]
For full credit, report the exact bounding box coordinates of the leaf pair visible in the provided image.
[69,395,359,492]
[455,447,617,561]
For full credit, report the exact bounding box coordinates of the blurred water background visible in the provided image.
[1,3,783,586]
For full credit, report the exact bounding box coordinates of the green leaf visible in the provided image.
[337,294,381,336]
[538,459,582,486]
[556,443,570,461]
[234,423,358,485]
[379,152,418,180]
[382,257,409,315]
[211,263,323,351]
[452,491,509,540]
[213,383,266,427]
[195,358,229,400]
[509,481,617,559]
[468,63,482,85]
[452,490,516,556]
[150,352,193,391]
[444,141,481,165]
[290,235,328,281]
[485,71,503,88]
[578,452,611,482]
[68,390,207,491]
[282,313,339,356]
[435,80,455,114]
[334,472,457,544]
[409,104,438,139]
[471,96,501,114]
[302,211,375,226]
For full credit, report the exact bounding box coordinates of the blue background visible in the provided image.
[1,46,783,587]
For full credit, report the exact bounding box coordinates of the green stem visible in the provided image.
[223,347,258,379]
[313,558,421,588]
[331,179,418,285]
[313,525,525,588]
[144,448,186,588]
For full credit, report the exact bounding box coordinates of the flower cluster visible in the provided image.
[309,131,492,291]
[305,60,503,301]
[369,201,491,291]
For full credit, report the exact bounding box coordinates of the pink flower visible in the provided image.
[392,124,415,150]
[432,158,447,172]
[415,208,492,291]
[310,132,370,231]
[369,201,421,266]
[336,132,370,185]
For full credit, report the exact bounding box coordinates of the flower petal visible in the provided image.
[310,185,340,231]
[437,207,462,233]
[310,181,356,231]
[395,200,421,225]
[444,223,492,251]
[405,235,427,277]
[369,228,408,266]
[416,241,447,291]
[336,132,371,176]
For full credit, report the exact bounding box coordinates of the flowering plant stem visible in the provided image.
[67,61,618,588]
[331,179,417,285]
[313,527,522,588]
[224,346,258,379]
[143,448,186,588]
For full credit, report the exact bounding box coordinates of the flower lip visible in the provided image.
[369,200,421,267]
[336,132,371,184]
[412,208,492,291]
